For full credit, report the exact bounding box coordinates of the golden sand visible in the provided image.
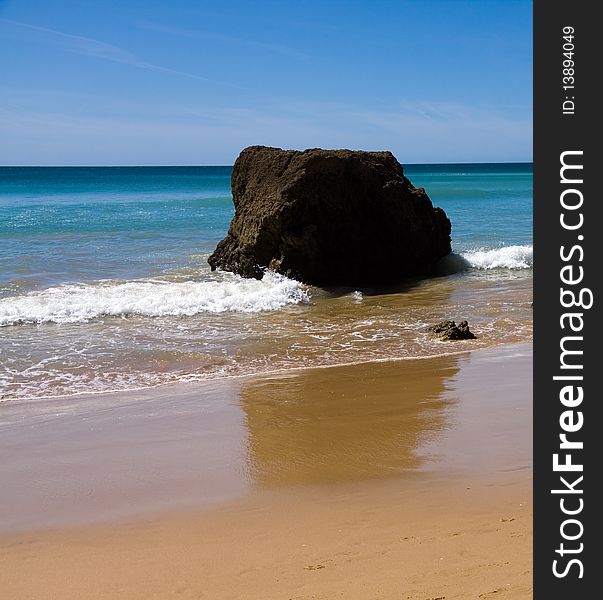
[0,344,532,599]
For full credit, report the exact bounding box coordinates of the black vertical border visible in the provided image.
[534,1,600,597]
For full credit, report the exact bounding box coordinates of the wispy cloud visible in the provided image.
[136,20,310,61]
[0,92,532,165]
[0,18,215,82]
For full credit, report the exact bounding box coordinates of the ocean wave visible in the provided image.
[0,272,310,326]
[460,245,533,270]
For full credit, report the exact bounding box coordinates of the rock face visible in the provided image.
[208,146,451,285]
[426,320,477,341]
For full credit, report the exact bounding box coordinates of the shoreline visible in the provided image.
[1,342,479,406]
[1,342,531,522]
[0,343,532,533]
[2,335,524,408]
[0,341,532,598]
[1,263,533,404]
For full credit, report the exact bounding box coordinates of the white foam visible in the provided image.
[0,272,310,326]
[461,245,533,270]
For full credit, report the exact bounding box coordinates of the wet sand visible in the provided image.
[0,343,532,599]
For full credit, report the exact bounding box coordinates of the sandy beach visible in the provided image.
[0,343,532,599]
[1,3,536,597]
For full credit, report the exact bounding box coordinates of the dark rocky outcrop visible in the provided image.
[426,320,477,341]
[208,146,451,285]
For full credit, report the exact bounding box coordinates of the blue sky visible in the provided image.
[0,0,532,165]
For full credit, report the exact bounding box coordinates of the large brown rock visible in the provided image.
[208,146,451,285]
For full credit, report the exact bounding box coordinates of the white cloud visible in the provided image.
[0,18,214,82]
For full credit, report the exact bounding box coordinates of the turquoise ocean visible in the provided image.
[0,164,533,401]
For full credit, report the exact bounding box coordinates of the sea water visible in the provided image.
[0,164,532,401]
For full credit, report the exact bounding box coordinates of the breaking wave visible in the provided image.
[0,272,310,326]
[460,245,533,270]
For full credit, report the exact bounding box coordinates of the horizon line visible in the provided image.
[0,160,535,168]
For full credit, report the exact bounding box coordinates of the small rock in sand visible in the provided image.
[426,320,477,340]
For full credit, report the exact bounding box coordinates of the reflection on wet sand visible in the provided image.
[240,354,464,486]
[0,344,530,535]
